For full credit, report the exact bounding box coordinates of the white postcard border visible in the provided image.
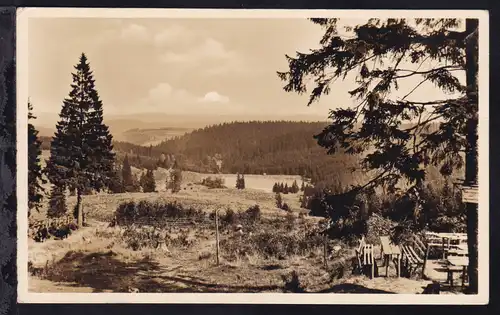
[16,8,490,305]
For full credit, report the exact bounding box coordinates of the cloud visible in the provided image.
[160,37,236,64]
[136,83,237,115]
[199,91,230,103]
[147,82,193,103]
[153,25,195,47]
[95,24,252,76]
[120,23,150,42]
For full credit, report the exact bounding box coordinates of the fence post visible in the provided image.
[323,232,328,270]
[215,208,220,265]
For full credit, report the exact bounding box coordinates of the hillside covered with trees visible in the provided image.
[153,121,362,186]
[40,121,363,187]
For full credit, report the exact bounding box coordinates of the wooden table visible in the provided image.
[448,244,468,257]
[447,256,469,288]
[380,236,401,277]
[425,232,468,259]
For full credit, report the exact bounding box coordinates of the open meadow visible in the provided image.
[28,164,465,294]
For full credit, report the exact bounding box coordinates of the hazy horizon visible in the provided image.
[29,17,462,133]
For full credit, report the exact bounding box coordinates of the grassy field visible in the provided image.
[30,152,460,295]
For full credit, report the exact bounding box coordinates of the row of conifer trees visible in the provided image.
[272,180,303,194]
[28,54,186,226]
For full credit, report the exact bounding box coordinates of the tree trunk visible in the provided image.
[76,189,83,228]
[465,18,479,294]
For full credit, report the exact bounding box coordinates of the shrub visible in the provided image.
[220,221,324,261]
[114,200,206,226]
[281,203,291,212]
[275,193,283,209]
[221,208,237,226]
[243,205,261,223]
[201,176,226,189]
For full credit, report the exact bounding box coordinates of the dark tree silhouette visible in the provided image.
[235,173,241,189]
[168,160,182,193]
[45,53,115,227]
[275,193,283,209]
[240,174,246,189]
[28,100,46,215]
[121,154,139,192]
[141,169,156,193]
[236,173,246,189]
[278,18,479,293]
[47,185,67,218]
[272,182,279,193]
[109,163,125,194]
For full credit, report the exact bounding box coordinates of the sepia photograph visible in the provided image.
[16,8,489,304]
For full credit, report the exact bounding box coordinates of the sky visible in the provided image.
[28,17,464,128]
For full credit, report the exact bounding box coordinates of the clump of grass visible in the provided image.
[198,251,212,260]
[220,215,324,261]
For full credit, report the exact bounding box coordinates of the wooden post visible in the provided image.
[422,244,430,279]
[323,232,328,269]
[397,254,401,278]
[442,237,446,259]
[215,208,220,265]
[370,245,374,279]
[385,255,389,277]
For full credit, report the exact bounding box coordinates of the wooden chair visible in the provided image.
[355,236,375,279]
[401,234,429,279]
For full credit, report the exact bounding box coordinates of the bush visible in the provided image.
[201,176,226,189]
[220,221,324,261]
[242,205,261,223]
[30,220,76,242]
[122,226,195,251]
[114,200,206,226]
[281,203,291,212]
[220,208,237,226]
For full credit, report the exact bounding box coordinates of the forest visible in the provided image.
[40,121,363,187]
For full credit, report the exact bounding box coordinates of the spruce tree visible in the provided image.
[85,84,115,192]
[168,160,182,193]
[235,173,241,189]
[272,182,279,193]
[139,171,146,192]
[284,183,289,194]
[109,163,125,194]
[292,180,299,193]
[47,185,67,218]
[300,181,305,192]
[28,100,46,215]
[142,169,156,193]
[241,174,246,189]
[45,53,114,227]
[122,154,135,192]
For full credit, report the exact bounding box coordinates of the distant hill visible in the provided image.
[39,120,362,186]
[36,124,194,146]
[118,127,194,146]
[150,120,363,186]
